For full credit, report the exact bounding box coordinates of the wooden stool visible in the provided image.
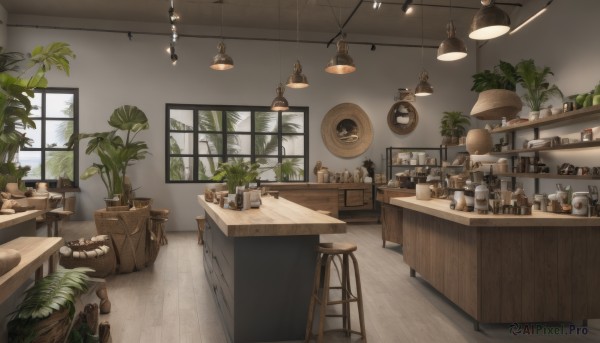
[150,209,170,245]
[305,242,366,343]
[316,210,331,216]
[195,216,205,245]
[45,210,74,237]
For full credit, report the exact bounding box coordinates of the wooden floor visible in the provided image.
[56,221,600,343]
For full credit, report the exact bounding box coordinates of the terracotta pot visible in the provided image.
[470,89,522,120]
[466,129,493,155]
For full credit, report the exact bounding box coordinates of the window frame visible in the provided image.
[165,104,309,183]
[20,87,79,187]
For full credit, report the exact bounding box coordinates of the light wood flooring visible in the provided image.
[56,221,599,343]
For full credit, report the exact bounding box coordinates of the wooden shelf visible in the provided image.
[389,164,439,168]
[490,104,600,134]
[495,173,600,180]
[489,140,600,155]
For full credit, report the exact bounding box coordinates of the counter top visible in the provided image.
[390,197,600,227]
[0,210,43,230]
[197,195,346,237]
[265,182,371,190]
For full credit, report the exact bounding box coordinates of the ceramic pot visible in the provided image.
[465,129,493,155]
[470,89,522,120]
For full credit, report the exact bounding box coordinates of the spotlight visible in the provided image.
[373,1,381,10]
[169,7,180,24]
[172,31,178,43]
[401,0,413,13]
[171,53,178,66]
[127,32,133,41]
[370,44,376,51]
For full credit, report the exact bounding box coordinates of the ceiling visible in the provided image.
[1,0,526,43]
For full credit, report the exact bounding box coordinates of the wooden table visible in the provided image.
[0,237,63,305]
[198,195,346,342]
[0,210,42,244]
[390,197,600,330]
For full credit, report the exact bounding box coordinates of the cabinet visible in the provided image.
[385,146,449,181]
[489,104,600,191]
[376,187,414,247]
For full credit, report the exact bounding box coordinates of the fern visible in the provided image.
[11,267,91,320]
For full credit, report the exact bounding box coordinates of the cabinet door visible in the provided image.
[345,189,365,207]
[381,203,403,246]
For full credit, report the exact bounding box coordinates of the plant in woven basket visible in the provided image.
[7,267,91,343]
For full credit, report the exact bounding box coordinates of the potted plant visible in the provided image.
[515,59,563,118]
[440,111,471,145]
[212,158,260,194]
[470,60,523,120]
[7,267,91,343]
[0,43,75,191]
[68,105,149,205]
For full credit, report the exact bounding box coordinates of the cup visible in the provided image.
[415,184,431,200]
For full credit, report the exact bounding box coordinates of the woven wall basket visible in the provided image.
[470,89,522,120]
[321,103,373,158]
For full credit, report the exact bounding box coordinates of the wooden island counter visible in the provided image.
[197,195,346,342]
[390,197,600,329]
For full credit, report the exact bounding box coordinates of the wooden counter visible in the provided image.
[199,195,346,237]
[376,187,414,247]
[390,197,600,329]
[197,195,346,342]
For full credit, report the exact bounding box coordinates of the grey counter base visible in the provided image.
[203,214,318,342]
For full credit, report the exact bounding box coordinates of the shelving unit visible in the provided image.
[385,146,447,181]
[490,104,600,192]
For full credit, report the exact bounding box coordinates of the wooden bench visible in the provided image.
[0,236,63,305]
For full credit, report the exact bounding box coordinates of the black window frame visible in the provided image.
[21,87,79,187]
[165,104,309,183]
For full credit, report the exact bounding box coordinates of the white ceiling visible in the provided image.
[0,0,526,42]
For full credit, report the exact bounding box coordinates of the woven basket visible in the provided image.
[32,307,71,343]
[66,240,104,252]
[60,238,116,278]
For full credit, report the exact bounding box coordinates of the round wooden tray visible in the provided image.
[387,101,418,135]
[321,103,373,158]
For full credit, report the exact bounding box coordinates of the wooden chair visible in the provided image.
[94,207,149,273]
[305,242,366,343]
[195,216,205,245]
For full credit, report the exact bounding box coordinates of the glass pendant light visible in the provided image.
[210,1,234,70]
[286,0,308,88]
[437,1,467,61]
[271,84,289,111]
[415,0,432,96]
[469,0,511,40]
[325,35,356,74]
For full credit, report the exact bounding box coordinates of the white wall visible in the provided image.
[478,0,600,196]
[7,17,476,230]
[0,4,7,49]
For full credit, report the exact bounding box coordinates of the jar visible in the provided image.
[571,192,589,216]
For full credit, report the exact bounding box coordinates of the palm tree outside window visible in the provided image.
[166,104,308,183]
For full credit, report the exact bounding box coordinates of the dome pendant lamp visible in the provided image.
[437,21,467,61]
[210,1,234,70]
[325,36,356,75]
[271,83,289,111]
[210,41,234,70]
[414,0,432,96]
[286,0,309,88]
[469,0,511,40]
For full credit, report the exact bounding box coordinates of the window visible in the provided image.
[18,88,78,185]
[166,104,308,183]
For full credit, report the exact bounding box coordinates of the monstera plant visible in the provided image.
[68,105,149,204]
[0,42,75,191]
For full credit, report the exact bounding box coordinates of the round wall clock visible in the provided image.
[387,101,418,135]
[321,103,373,158]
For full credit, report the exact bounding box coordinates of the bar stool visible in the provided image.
[195,216,205,245]
[150,209,170,245]
[305,242,366,343]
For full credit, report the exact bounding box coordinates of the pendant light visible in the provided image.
[271,0,289,111]
[210,1,234,70]
[415,0,432,96]
[325,35,356,74]
[286,0,309,88]
[469,0,511,40]
[437,0,467,61]
[325,1,355,75]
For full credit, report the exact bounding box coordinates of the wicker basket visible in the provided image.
[60,238,116,278]
[32,307,72,343]
[66,239,104,252]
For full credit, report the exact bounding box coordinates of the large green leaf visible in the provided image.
[108,105,149,132]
